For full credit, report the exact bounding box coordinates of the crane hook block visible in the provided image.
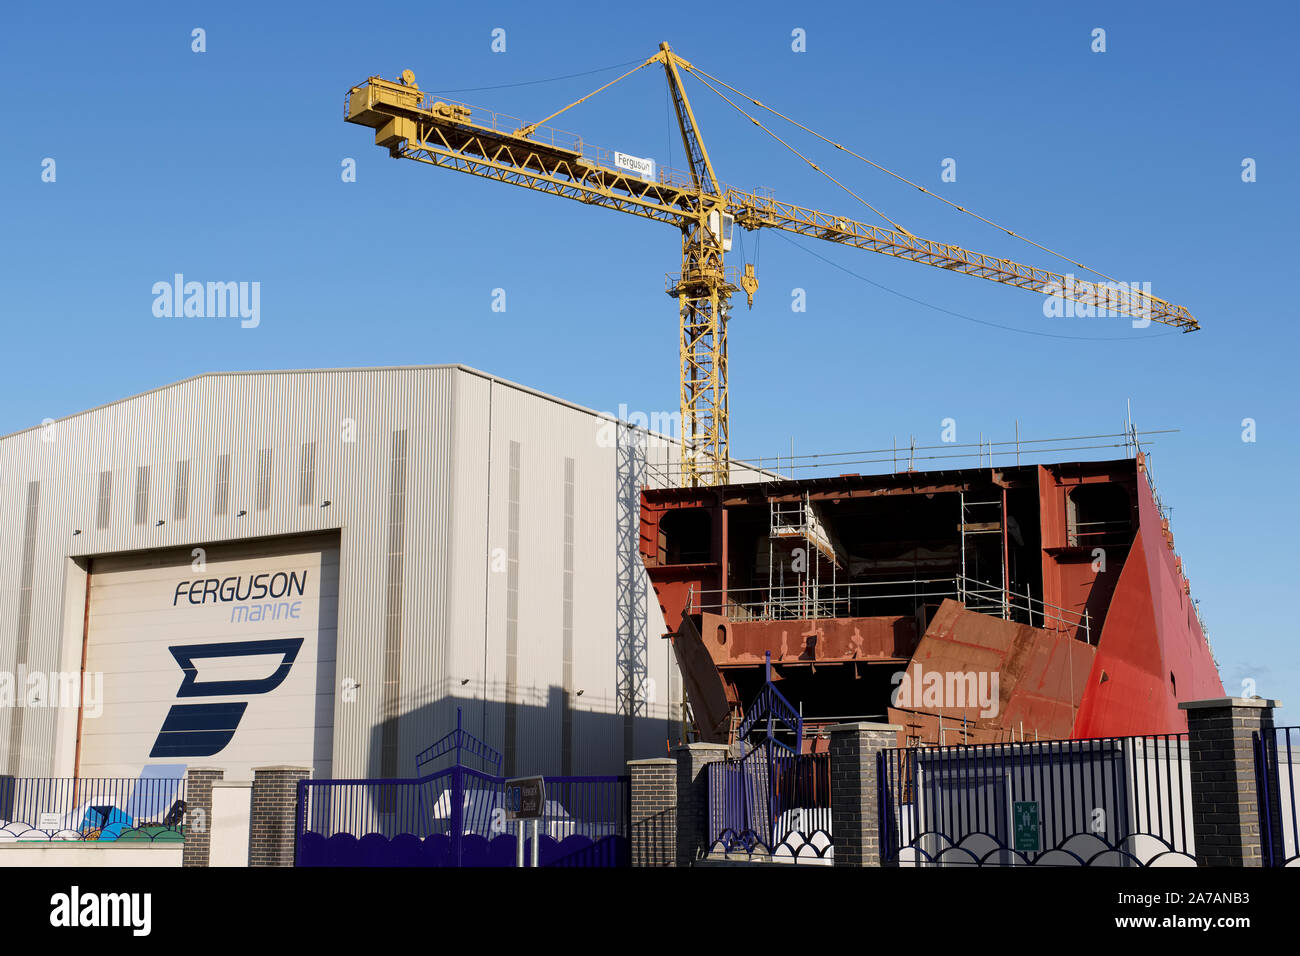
[741,264,759,309]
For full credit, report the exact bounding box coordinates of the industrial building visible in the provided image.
[0,364,726,783]
[0,360,1225,794]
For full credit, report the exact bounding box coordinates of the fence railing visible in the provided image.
[878,734,1192,866]
[0,775,187,843]
[297,768,629,866]
[1256,725,1300,867]
[688,574,1091,640]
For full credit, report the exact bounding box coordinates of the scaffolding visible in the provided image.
[761,493,843,620]
[958,490,1008,620]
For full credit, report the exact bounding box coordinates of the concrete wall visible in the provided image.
[0,844,182,867]
[209,781,251,867]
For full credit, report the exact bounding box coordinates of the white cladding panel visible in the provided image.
[79,534,338,780]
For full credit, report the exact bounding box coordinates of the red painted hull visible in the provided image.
[642,455,1222,746]
[1073,462,1223,736]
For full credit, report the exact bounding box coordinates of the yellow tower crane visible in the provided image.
[345,43,1199,488]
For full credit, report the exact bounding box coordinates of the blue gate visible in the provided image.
[704,654,833,863]
[707,745,832,862]
[295,712,629,867]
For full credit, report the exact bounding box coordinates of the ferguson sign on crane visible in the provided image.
[613,151,654,178]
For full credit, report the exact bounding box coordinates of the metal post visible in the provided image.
[294,778,307,866]
[767,527,773,619]
[451,765,463,867]
[1001,485,1010,620]
[516,819,525,867]
[767,739,776,850]
[831,540,837,617]
[531,818,540,867]
[802,498,809,620]
[958,491,966,602]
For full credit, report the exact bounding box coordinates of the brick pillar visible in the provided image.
[674,742,729,866]
[249,766,312,867]
[628,757,676,867]
[182,767,224,868]
[1180,697,1281,867]
[828,722,899,868]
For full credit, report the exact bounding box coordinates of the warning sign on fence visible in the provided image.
[1013,801,1040,852]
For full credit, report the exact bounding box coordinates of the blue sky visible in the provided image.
[2,2,1296,708]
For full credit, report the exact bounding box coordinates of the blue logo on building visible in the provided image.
[149,639,304,758]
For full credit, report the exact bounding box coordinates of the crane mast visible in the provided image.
[345,45,1199,488]
[660,43,735,486]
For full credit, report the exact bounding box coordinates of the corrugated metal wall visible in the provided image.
[0,365,682,779]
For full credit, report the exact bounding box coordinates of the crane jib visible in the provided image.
[345,51,1200,486]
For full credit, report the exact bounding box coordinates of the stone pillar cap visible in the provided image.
[627,757,677,765]
[826,721,902,733]
[251,765,314,772]
[1179,697,1282,711]
[671,742,731,753]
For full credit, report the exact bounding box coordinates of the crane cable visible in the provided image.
[488,50,1157,304]
[681,62,1133,288]
[433,57,648,95]
[773,230,1178,342]
[683,70,911,235]
[514,56,658,137]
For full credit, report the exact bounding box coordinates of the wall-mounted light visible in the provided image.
[155,520,165,527]
[460,678,470,686]
[575,689,585,697]
[321,500,332,508]
[237,510,247,517]
[72,529,81,536]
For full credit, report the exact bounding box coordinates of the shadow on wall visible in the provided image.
[632,807,676,867]
[364,691,683,779]
[312,547,341,777]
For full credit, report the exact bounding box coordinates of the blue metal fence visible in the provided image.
[296,769,629,866]
[1255,725,1299,867]
[878,734,1193,866]
[0,775,187,842]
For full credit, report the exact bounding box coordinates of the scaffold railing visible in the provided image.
[686,574,1091,642]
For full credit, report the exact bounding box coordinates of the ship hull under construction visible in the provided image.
[641,453,1222,749]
